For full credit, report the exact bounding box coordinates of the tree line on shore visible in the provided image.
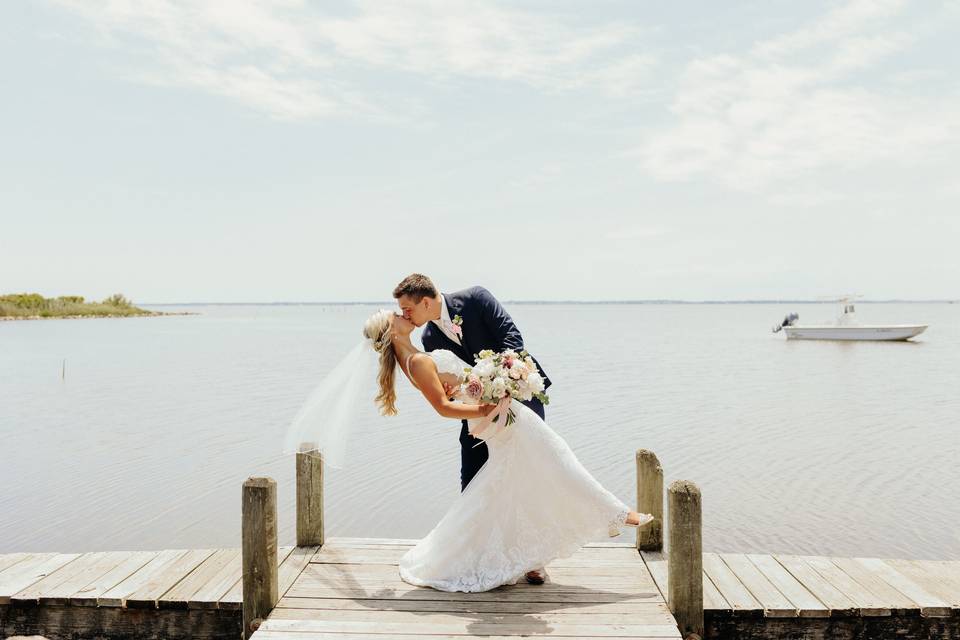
[0,292,154,318]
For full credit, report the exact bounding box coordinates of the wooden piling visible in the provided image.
[668,479,703,640]
[241,477,278,640]
[296,444,324,547]
[636,448,664,551]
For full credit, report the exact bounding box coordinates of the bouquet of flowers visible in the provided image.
[460,349,549,428]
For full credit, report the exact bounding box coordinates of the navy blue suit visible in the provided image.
[421,286,552,491]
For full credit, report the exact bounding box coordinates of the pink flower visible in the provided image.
[464,375,483,399]
[450,323,462,337]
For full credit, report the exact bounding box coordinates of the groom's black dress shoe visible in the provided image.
[525,569,546,585]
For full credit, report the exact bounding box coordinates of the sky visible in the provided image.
[1,0,958,303]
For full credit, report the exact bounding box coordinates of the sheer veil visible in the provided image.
[282,338,380,468]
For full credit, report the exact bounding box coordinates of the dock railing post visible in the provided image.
[635,449,663,551]
[242,477,278,640]
[668,479,703,640]
[296,443,324,547]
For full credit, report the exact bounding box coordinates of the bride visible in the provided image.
[362,309,653,593]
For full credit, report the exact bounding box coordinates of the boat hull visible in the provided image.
[783,325,927,341]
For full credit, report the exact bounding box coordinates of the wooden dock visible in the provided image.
[642,550,960,639]
[253,538,681,640]
[0,545,316,639]
[3,542,958,639]
[3,448,958,639]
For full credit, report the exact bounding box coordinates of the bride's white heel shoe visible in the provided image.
[628,513,655,528]
[609,512,654,537]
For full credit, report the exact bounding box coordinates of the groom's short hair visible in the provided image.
[393,273,438,302]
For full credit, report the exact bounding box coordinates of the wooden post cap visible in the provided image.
[243,477,276,489]
[668,479,701,497]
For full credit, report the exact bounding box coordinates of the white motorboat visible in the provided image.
[772,297,927,341]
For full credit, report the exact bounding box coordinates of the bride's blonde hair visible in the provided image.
[363,309,398,416]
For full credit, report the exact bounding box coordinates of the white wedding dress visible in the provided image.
[398,349,632,593]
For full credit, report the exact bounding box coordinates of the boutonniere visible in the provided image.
[450,314,463,337]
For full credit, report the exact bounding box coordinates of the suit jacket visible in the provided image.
[420,286,551,390]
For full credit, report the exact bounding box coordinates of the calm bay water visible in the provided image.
[1,303,958,559]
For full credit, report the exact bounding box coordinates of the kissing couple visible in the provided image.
[288,273,653,593]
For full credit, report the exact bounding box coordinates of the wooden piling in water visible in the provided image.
[296,444,324,548]
[636,448,664,551]
[241,477,278,640]
[668,479,704,640]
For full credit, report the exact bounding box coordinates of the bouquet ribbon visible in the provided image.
[468,396,513,446]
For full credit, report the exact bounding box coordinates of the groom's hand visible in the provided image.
[441,381,457,399]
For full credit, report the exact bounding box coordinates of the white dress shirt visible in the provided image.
[432,293,462,346]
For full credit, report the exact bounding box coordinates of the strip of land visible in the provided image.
[0,293,189,320]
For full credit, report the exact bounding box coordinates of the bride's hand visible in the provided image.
[477,403,498,417]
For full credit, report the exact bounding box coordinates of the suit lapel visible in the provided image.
[440,292,471,362]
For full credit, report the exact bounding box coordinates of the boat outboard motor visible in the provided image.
[772,312,799,333]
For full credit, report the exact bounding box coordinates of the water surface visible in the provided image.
[1,303,957,559]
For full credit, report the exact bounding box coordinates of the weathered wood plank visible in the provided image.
[267,605,678,626]
[640,550,730,612]
[854,557,952,617]
[800,555,891,616]
[219,546,295,611]
[124,548,216,608]
[275,595,668,615]
[312,545,642,568]
[720,553,797,617]
[296,564,655,594]
[772,554,857,614]
[828,556,921,611]
[98,549,189,607]
[160,548,239,609]
[0,552,30,574]
[68,551,157,606]
[746,553,828,617]
[702,552,761,612]
[37,551,137,605]
[0,552,80,604]
[325,537,417,546]
[278,545,320,598]
[12,551,128,603]
[305,561,652,580]
[886,559,960,609]
[189,549,241,609]
[284,584,662,604]
[259,615,682,637]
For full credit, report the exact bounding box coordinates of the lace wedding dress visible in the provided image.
[398,349,632,593]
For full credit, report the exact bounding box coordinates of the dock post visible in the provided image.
[668,479,703,640]
[296,443,324,547]
[636,449,663,551]
[242,477,278,640]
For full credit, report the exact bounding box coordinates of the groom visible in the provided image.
[393,273,552,584]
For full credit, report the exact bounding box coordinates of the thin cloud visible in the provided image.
[54,0,658,120]
[633,1,960,194]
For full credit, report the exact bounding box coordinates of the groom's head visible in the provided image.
[393,273,440,327]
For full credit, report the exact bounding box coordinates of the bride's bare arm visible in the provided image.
[409,355,496,420]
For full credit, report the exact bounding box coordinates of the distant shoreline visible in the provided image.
[0,293,197,321]
[0,311,196,321]
[144,299,959,306]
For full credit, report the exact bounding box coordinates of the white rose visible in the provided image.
[527,372,544,393]
[474,360,495,379]
[491,377,507,398]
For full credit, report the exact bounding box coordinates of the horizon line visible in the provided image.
[142,298,960,306]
